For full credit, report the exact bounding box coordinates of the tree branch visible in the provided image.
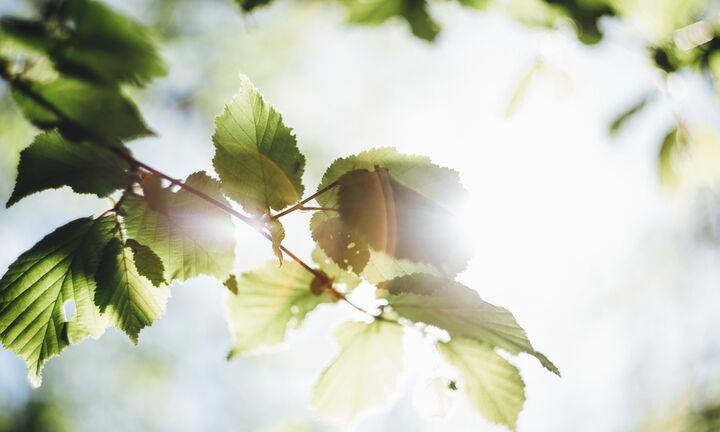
[108,150,385,319]
[1,68,385,323]
[271,181,339,219]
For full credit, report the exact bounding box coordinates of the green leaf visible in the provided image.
[7,130,129,207]
[1,0,166,86]
[0,216,115,386]
[438,338,526,430]
[212,76,305,215]
[125,239,166,287]
[311,148,470,276]
[225,261,334,358]
[311,216,370,274]
[95,237,170,343]
[10,76,150,142]
[383,274,560,375]
[121,171,236,282]
[138,172,168,212]
[339,168,469,271]
[341,0,440,41]
[311,320,404,421]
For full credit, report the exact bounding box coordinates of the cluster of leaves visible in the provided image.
[0,0,558,429]
[0,397,71,432]
[0,0,172,386]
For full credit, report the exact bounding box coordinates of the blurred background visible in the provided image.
[2,0,720,430]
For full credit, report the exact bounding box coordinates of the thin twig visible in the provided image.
[297,206,338,212]
[112,151,391,320]
[114,152,387,320]
[271,181,339,219]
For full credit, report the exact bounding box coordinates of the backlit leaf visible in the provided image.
[311,216,370,274]
[121,171,236,282]
[311,148,470,276]
[138,173,168,212]
[360,250,438,285]
[7,130,130,207]
[95,237,170,343]
[383,274,560,375]
[213,76,305,215]
[1,0,166,86]
[0,216,114,386]
[438,338,526,430]
[10,76,150,142]
[225,261,334,358]
[311,247,362,292]
[125,239,166,287]
[312,320,404,421]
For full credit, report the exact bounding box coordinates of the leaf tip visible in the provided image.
[534,351,561,377]
[125,330,140,346]
[27,368,43,388]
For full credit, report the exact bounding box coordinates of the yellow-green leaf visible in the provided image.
[121,171,236,282]
[225,261,334,358]
[0,216,114,386]
[311,148,470,276]
[384,274,559,375]
[438,338,526,430]
[212,76,305,215]
[7,130,129,207]
[312,320,404,421]
[95,237,170,344]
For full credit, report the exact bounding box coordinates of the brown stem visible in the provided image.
[271,181,339,219]
[114,152,392,321]
[297,206,338,212]
[110,148,326,273]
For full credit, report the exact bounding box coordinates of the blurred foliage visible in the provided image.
[658,128,720,190]
[0,0,166,86]
[608,93,651,136]
[504,59,571,116]
[637,397,720,432]
[0,398,71,432]
[230,0,720,188]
